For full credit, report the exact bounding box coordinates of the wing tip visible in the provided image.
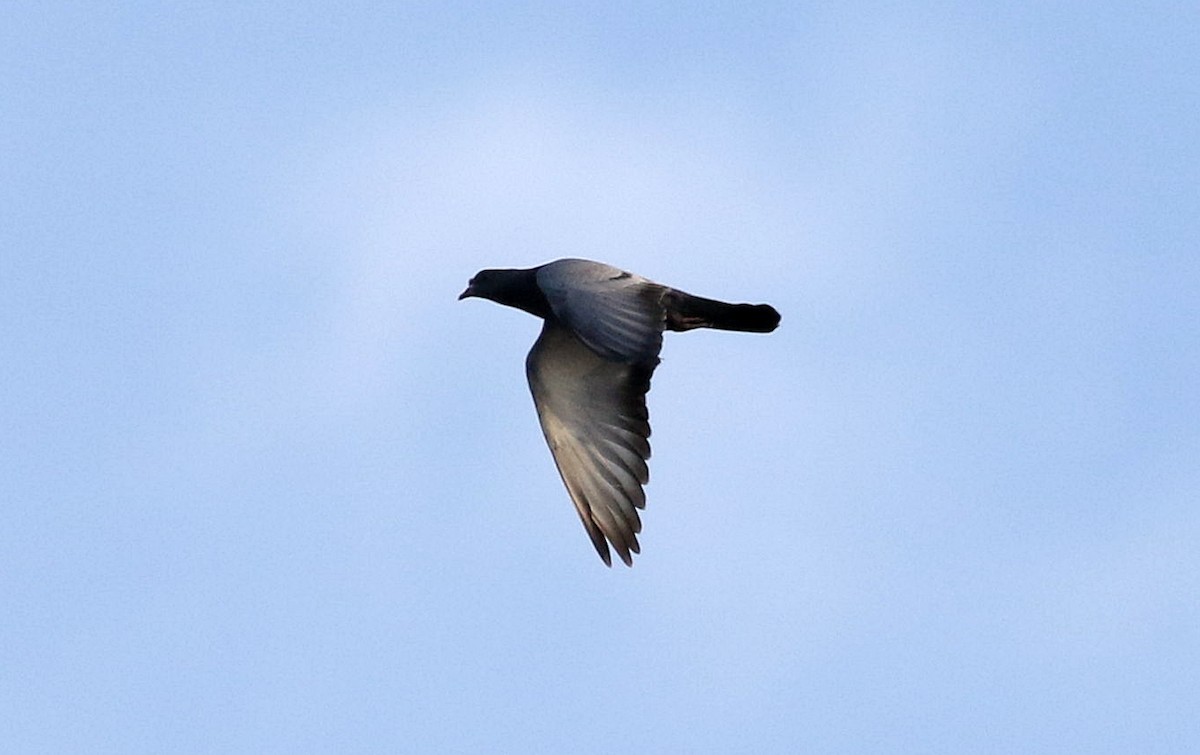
[587,527,639,568]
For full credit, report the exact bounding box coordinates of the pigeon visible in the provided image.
[459,258,780,566]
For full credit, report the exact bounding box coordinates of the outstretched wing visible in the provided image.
[526,322,656,566]
[535,259,666,364]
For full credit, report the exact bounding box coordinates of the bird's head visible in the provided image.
[457,270,494,301]
[458,268,519,303]
[458,266,552,318]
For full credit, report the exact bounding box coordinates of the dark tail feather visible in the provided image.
[663,289,781,333]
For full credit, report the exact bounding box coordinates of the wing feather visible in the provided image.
[526,322,657,566]
[536,259,666,364]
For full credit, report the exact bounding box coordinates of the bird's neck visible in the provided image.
[488,268,554,319]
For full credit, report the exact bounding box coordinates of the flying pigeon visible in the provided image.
[459,258,780,566]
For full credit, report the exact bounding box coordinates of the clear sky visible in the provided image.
[3,2,1198,752]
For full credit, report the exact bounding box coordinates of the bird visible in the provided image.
[459,258,780,566]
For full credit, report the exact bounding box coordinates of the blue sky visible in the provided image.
[3,2,1198,752]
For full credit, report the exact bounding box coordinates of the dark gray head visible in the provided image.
[458,267,552,319]
[459,268,517,301]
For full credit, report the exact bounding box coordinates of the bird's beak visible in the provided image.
[457,285,474,301]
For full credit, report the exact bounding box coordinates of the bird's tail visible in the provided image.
[662,289,781,333]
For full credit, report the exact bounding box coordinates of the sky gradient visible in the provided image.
[3,3,1199,752]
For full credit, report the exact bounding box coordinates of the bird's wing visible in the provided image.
[526,322,655,566]
[536,259,666,364]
